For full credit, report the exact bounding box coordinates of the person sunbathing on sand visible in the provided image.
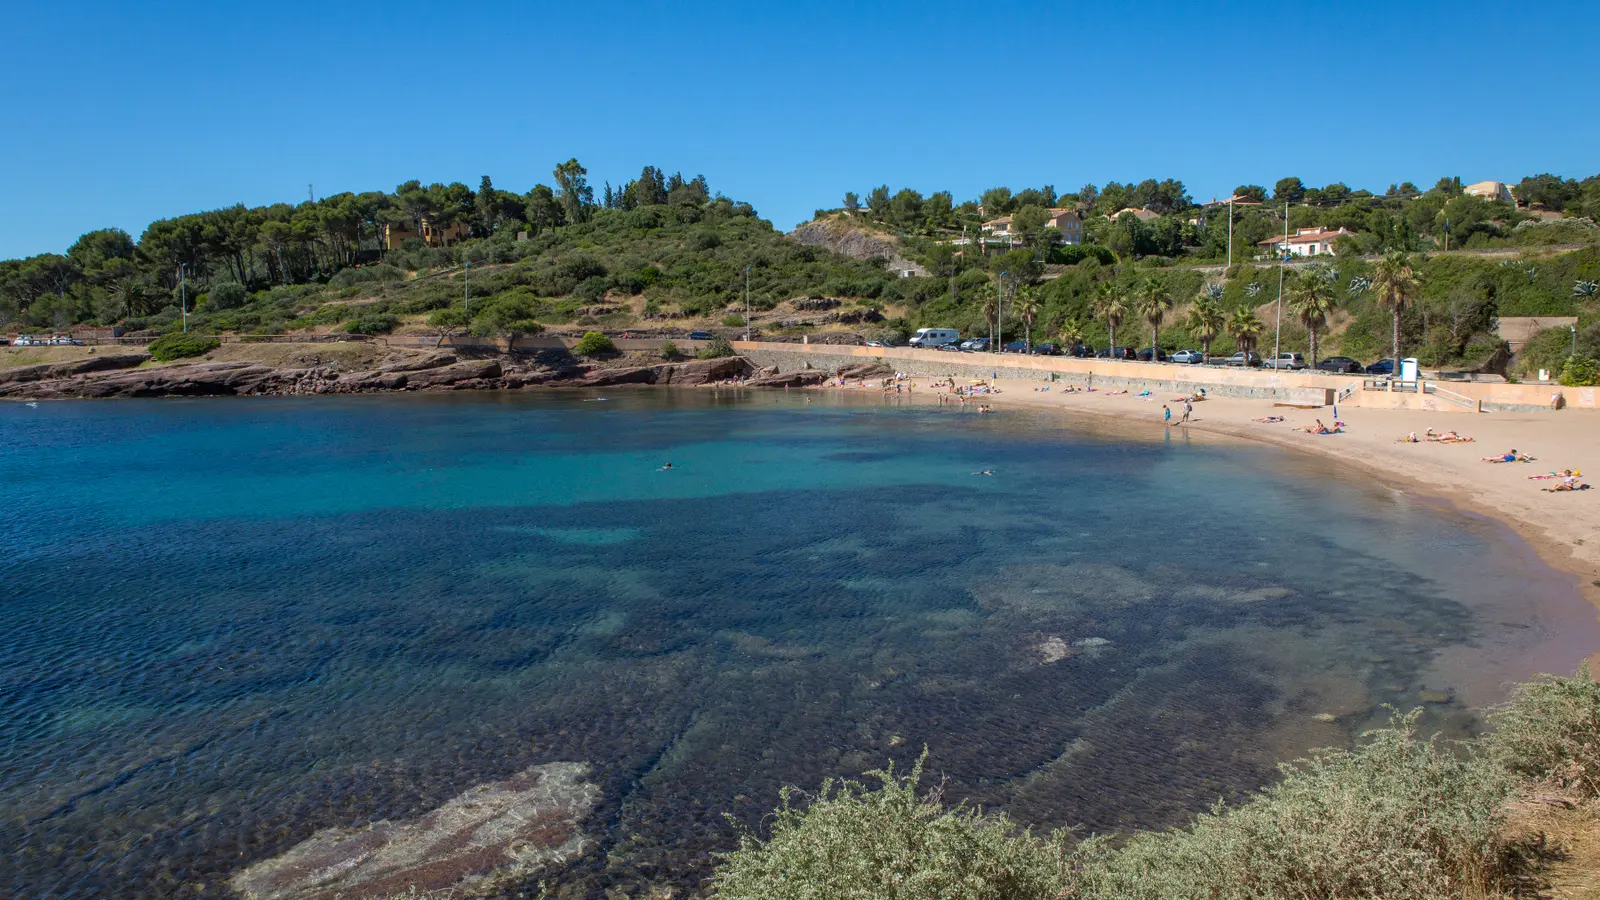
[1529,469,1580,480]
[1482,450,1534,463]
[1299,419,1341,435]
[1254,415,1286,423]
[1398,431,1419,443]
[1544,476,1590,492]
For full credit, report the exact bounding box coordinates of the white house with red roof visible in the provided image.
[1257,226,1353,258]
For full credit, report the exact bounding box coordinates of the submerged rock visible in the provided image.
[1036,636,1074,664]
[230,762,597,900]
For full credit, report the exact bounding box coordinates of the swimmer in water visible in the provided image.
[659,462,675,470]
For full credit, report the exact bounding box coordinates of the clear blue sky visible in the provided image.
[4,0,1597,259]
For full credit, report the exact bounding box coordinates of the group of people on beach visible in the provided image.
[1391,427,1591,492]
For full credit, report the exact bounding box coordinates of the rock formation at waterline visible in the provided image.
[230,762,597,900]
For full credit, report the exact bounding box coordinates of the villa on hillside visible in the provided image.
[1106,207,1161,223]
[980,208,1083,245]
[1047,208,1083,244]
[1200,194,1264,208]
[382,217,471,250]
[1257,226,1354,257]
[1464,180,1514,204]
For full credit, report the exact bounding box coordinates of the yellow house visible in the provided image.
[1463,180,1514,204]
[382,217,471,250]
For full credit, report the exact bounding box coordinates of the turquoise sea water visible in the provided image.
[2,390,1595,897]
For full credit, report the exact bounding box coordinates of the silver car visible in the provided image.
[1169,349,1205,364]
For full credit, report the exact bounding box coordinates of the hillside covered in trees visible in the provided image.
[3,161,1599,378]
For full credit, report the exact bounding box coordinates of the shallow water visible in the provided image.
[1,389,1594,897]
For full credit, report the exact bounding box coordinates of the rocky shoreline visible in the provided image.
[0,351,769,399]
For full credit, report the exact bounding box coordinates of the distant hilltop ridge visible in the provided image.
[3,160,1598,387]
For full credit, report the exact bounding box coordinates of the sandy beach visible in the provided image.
[821,375,1600,633]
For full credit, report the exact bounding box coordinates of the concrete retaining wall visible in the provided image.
[728,342,1600,412]
[732,342,1348,403]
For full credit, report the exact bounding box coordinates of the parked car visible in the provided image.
[935,343,962,352]
[1135,347,1168,362]
[11,336,38,346]
[1030,343,1062,356]
[1261,352,1307,370]
[959,338,991,352]
[48,335,84,346]
[687,331,715,340]
[1001,340,1029,353]
[1068,343,1095,358]
[1222,351,1262,367]
[1096,347,1137,360]
[1316,355,1363,374]
[863,340,891,348]
[1169,349,1205,364]
[1365,358,1395,375]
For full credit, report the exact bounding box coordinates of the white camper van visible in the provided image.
[907,328,960,348]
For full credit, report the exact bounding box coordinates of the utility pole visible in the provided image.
[1274,202,1286,364]
[308,184,314,204]
[464,261,470,315]
[1226,196,1233,269]
[744,265,751,341]
[179,264,189,334]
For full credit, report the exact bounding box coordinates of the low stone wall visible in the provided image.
[734,344,1339,403]
[730,342,1600,412]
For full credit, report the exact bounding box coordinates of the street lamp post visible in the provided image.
[1273,203,1287,364]
[995,270,1008,353]
[1573,325,1579,358]
[745,266,751,341]
[464,261,470,316]
[179,264,189,334]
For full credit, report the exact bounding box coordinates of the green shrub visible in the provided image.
[204,282,249,311]
[697,336,734,359]
[572,331,617,356]
[721,314,746,328]
[341,313,399,335]
[717,712,1527,900]
[1558,354,1599,386]
[1486,663,1600,796]
[148,333,220,361]
[660,340,680,359]
[1061,712,1511,899]
[713,753,1069,900]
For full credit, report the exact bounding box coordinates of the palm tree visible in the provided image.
[1134,277,1172,360]
[1014,286,1040,352]
[1227,307,1265,355]
[977,283,999,350]
[1288,272,1338,367]
[1057,317,1085,350]
[1186,295,1225,359]
[1370,251,1419,374]
[1091,283,1125,352]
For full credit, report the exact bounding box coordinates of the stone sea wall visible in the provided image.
[735,345,1332,403]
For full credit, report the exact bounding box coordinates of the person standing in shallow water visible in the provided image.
[1163,404,1171,426]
